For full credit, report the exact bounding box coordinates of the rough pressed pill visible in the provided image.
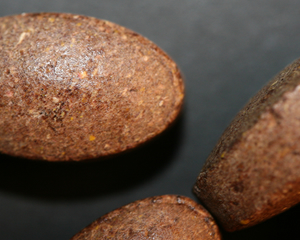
[0,13,184,161]
[70,195,221,239]
[194,58,300,231]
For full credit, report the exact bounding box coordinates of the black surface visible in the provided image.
[0,1,300,239]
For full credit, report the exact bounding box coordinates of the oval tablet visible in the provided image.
[0,13,184,161]
[70,195,221,240]
[194,58,300,231]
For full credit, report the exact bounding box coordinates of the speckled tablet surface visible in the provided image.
[71,195,221,240]
[0,13,184,161]
[194,58,300,231]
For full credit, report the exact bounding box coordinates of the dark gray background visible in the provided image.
[0,0,300,239]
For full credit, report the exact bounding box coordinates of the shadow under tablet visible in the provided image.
[0,111,185,200]
[221,202,300,240]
